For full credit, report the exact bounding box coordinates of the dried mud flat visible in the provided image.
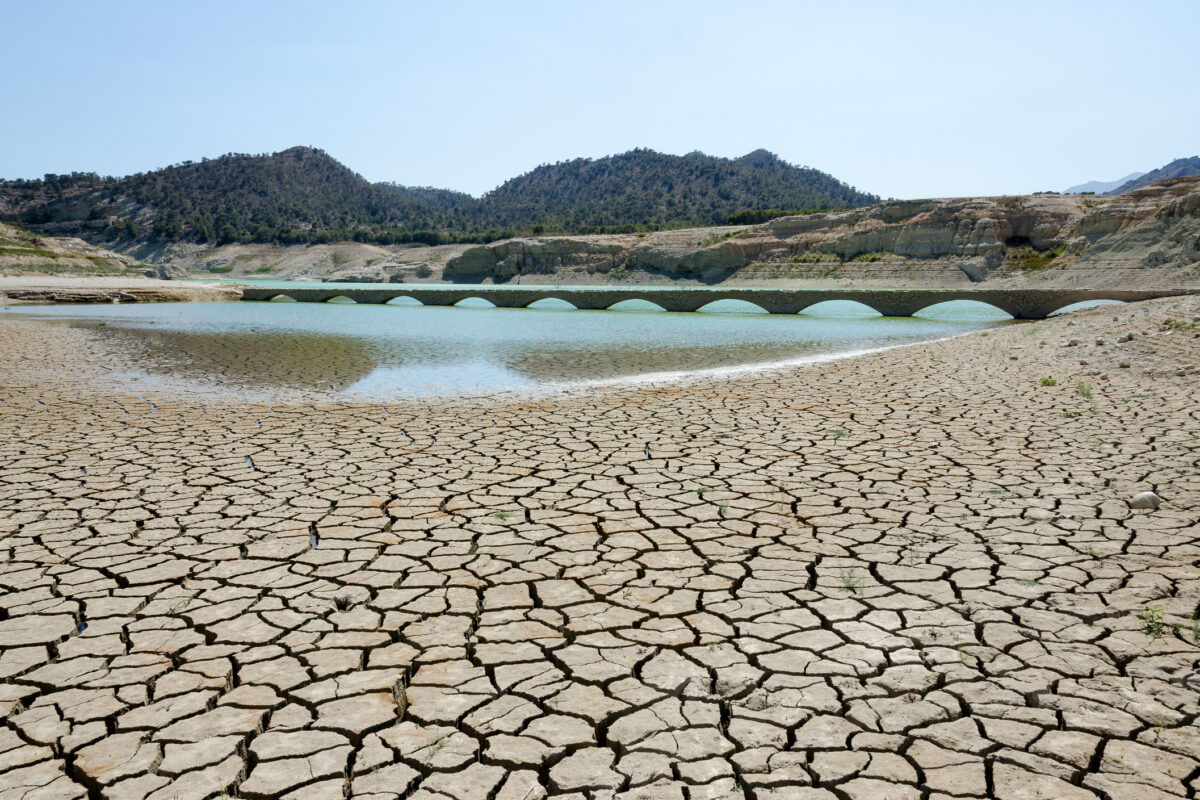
[1,296,1199,800]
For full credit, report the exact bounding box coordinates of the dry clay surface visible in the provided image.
[1,297,1199,800]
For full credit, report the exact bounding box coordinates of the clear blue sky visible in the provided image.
[3,0,1196,199]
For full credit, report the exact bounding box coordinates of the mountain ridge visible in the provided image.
[0,146,877,249]
[1108,156,1200,194]
[1064,172,1144,194]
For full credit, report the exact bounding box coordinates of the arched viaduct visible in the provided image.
[238,286,1186,319]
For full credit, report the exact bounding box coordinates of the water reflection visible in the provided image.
[67,323,378,391]
[13,300,1010,398]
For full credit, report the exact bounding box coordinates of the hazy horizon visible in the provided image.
[2,0,1197,200]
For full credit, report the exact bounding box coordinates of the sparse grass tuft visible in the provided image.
[700,230,741,247]
[838,566,865,593]
[1007,244,1065,271]
[1139,606,1166,637]
[791,251,840,264]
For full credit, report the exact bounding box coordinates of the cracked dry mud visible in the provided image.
[1,296,1198,800]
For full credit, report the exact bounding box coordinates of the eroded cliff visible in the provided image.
[442,177,1200,288]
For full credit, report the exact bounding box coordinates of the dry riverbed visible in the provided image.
[0,296,1198,800]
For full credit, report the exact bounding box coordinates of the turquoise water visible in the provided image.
[5,297,1012,398]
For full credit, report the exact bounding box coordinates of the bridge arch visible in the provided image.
[1048,299,1126,317]
[325,295,358,304]
[267,294,298,303]
[384,295,424,306]
[526,297,577,310]
[453,296,497,308]
[798,300,881,317]
[607,299,668,312]
[697,299,770,314]
[912,300,1012,320]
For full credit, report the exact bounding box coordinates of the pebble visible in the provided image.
[1129,491,1163,510]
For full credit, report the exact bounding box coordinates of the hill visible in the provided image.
[0,147,452,248]
[0,147,877,249]
[378,184,479,213]
[1064,172,1144,194]
[469,148,877,231]
[1109,156,1200,194]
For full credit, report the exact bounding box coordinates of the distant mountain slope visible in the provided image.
[379,183,479,213]
[1109,157,1200,194]
[473,148,877,230]
[120,147,449,240]
[0,147,451,246]
[0,146,877,247]
[1064,172,1144,194]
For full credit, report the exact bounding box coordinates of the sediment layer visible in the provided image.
[0,297,1198,799]
[0,276,240,305]
[443,177,1200,288]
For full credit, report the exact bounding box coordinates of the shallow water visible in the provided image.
[5,298,1013,398]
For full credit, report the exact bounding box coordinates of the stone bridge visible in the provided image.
[238,286,1187,319]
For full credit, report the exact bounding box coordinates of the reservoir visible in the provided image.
[4,292,1013,399]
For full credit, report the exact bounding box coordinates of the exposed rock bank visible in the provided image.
[0,276,239,305]
[443,177,1200,288]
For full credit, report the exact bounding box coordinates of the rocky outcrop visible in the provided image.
[0,221,145,277]
[0,284,240,304]
[444,238,628,281]
[442,177,1200,287]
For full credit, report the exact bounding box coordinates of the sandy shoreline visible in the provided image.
[0,275,241,304]
[1,297,1198,799]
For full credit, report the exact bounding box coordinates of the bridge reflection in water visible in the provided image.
[239,286,1184,320]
